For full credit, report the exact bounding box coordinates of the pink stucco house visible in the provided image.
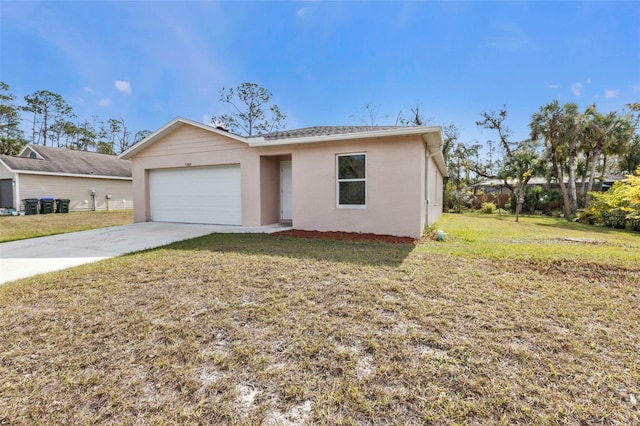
[119,117,446,238]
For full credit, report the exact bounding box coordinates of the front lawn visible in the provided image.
[0,210,134,242]
[1,213,638,424]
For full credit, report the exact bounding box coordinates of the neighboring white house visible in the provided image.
[0,144,133,212]
[120,118,447,238]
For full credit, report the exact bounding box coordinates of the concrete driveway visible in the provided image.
[0,222,291,285]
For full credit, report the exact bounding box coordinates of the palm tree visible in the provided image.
[530,100,576,220]
[560,102,581,216]
[581,107,634,207]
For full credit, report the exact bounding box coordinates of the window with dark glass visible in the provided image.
[337,153,366,206]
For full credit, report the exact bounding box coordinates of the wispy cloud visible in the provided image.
[2,3,108,82]
[632,85,640,92]
[604,89,619,99]
[115,80,132,94]
[570,82,583,96]
[98,98,112,106]
[297,8,307,17]
[548,84,560,89]
[484,23,533,52]
[83,87,94,93]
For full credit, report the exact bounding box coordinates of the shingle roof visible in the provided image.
[255,126,411,141]
[0,145,132,178]
[120,117,443,164]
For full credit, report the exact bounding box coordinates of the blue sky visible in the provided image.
[1,1,639,149]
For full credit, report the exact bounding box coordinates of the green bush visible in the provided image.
[480,202,496,214]
[510,186,564,215]
[581,167,640,231]
[445,184,473,213]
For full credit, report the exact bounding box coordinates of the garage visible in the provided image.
[149,165,241,225]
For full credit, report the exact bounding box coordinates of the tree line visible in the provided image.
[209,82,639,226]
[472,102,639,221]
[440,100,639,224]
[0,82,150,156]
[7,79,634,226]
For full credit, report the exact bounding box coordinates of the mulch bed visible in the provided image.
[271,229,417,244]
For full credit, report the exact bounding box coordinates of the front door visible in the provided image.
[280,161,292,222]
[0,179,13,208]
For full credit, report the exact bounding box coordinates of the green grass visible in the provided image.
[1,213,638,424]
[0,210,133,242]
[423,212,640,267]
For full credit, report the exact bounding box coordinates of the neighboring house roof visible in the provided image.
[0,144,132,179]
[474,176,625,187]
[120,117,447,174]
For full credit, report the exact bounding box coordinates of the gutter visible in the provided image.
[247,126,442,147]
[3,170,132,180]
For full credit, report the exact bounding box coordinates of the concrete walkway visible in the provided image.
[0,222,291,285]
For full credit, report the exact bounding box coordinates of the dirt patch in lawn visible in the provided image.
[525,258,640,283]
[271,229,416,244]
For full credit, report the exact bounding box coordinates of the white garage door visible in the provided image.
[149,165,241,225]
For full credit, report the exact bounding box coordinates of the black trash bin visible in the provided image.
[55,199,70,213]
[40,198,55,214]
[23,198,39,215]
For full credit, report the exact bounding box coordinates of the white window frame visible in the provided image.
[336,152,367,208]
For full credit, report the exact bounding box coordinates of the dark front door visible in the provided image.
[0,179,13,208]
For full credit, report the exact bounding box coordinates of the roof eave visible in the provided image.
[422,129,447,176]
[0,158,15,173]
[119,120,447,177]
[5,169,132,180]
[248,126,443,147]
[17,145,30,157]
[119,117,251,160]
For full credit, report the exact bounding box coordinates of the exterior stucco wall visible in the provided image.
[17,174,132,211]
[130,125,442,238]
[278,135,425,238]
[130,125,256,223]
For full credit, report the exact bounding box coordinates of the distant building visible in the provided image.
[0,144,132,212]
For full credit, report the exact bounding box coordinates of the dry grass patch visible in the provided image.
[1,215,639,424]
[0,210,133,242]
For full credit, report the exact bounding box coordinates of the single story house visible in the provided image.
[119,118,447,238]
[0,144,133,212]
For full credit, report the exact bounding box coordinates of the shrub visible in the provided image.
[480,202,496,214]
[582,167,640,231]
[445,184,473,213]
[512,186,563,215]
